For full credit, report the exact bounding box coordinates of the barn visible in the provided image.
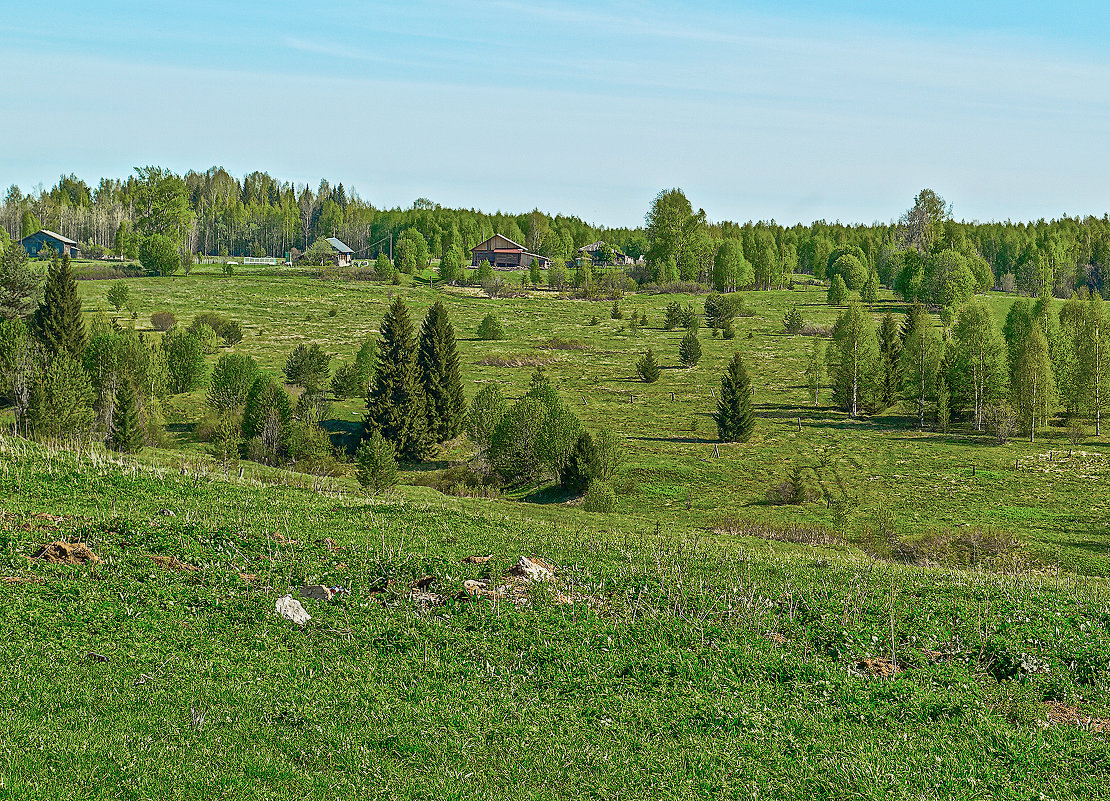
[470,234,550,270]
[21,229,80,259]
[325,237,353,267]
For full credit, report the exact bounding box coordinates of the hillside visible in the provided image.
[3,437,1110,799]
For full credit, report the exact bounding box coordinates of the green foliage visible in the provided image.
[783,305,804,335]
[30,252,85,358]
[703,293,747,329]
[27,350,94,440]
[477,259,494,284]
[150,310,176,331]
[611,300,623,320]
[860,268,879,304]
[162,327,207,394]
[283,343,331,393]
[207,353,260,412]
[678,327,701,367]
[950,299,1008,430]
[190,322,220,354]
[132,165,192,241]
[139,234,180,277]
[468,384,506,461]
[827,274,849,306]
[715,352,755,442]
[356,431,399,494]
[190,312,243,346]
[582,478,617,512]
[663,301,696,330]
[374,251,394,280]
[830,254,867,291]
[364,297,431,462]
[397,228,429,275]
[645,188,706,274]
[828,301,882,417]
[900,306,944,428]
[107,379,145,453]
[417,301,466,443]
[0,240,44,320]
[489,374,582,485]
[561,431,598,494]
[712,239,750,292]
[439,245,465,284]
[636,348,660,382]
[0,318,29,399]
[547,261,568,290]
[106,282,130,313]
[1013,326,1055,441]
[241,375,294,464]
[476,313,505,341]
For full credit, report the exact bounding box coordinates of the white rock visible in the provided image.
[511,556,555,582]
[275,594,311,625]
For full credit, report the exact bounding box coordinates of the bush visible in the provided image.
[356,431,398,494]
[139,234,179,277]
[162,328,207,394]
[636,348,660,382]
[106,282,130,313]
[283,343,331,393]
[984,403,1017,445]
[150,310,176,331]
[703,293,750,329]
[190,312,243,346]
[190,322,220,354]
[207,353,260,411]
[294,391,332,425]
[477,314,506,341]
[783,306,804,335]
[488,375,582,485]
[582,479,617,513]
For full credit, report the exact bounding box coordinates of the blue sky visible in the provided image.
[2,1,1109,227]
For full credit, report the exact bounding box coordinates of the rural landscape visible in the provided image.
[5,2,1110,799]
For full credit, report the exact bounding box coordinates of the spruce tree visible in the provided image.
[561,431,598,494]
[679,327,702,367]
[860,268,879,305]
[364,297,431,461]
[108,378,145,453]
[417,300,466,442]
[827,274,849,306]
[716,352,755,442]
[878,311,903,408]
[31,251,86,358]
[636,348,660,382]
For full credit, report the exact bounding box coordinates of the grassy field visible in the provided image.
[70,268,1110,575]
[3,437,1110,799]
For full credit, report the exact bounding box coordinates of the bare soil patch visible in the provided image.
[33,542,101,566]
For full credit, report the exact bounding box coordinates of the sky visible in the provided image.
[2,1,1109,228]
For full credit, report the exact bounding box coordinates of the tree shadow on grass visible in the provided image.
[521,484,576,505]
[321,419,362,456]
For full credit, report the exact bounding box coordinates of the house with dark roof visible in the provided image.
[21,229,80,259]
[325,237,353,267]
[470,234,550,270]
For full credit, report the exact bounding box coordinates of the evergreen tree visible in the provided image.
[417,300,466,442]
[878,311,902,408]
[679,327,701,367]
[715,352,755,442]
[355,430,398,494]
[636,348,660,382]
[107,378,145,453]
[783,306,804,335]
[27,350,95,440]
[827,274,849,306]
[364,297,431,461]
[374,251,394,280]
[860,268,879,305]
[561,431,598,494]
[30,252,86,358]
[477,259,493,284]
[827,301,882,417]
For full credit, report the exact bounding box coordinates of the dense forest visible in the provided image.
[2,169,1108,300]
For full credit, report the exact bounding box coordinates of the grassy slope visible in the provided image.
[76,270,1110,574]
[3,438,1110,799]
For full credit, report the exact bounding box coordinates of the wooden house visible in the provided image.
[325,237,353,267]
[470,234,550,270]
[21,229,80,259]
[576,240,632,267]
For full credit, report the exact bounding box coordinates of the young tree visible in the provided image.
[827,274,849,306]
[1077,293,1109,435]
[476,313,505,341]
[1013,327,1055,442]
[561,431,598,494]
[355,431,398,494]
[468,384,506,463]
[528,258,542,288]
[827,301,881,417]
[878,311,902,408]
[417,300,466,442]
[374,251,394,280]
[162,327,207,394]
[107,379,145,453]
[950,299,1007,431]
[27,350,95,441]
[0,240,44,321]
[364,297,431,461]
[139,234,180,277]
[805,336,824,406]
[439,245,465,284]
[396,228,429,274]
[783,306,804,335]
[715,352,755,442]
[636,348,660,382]
[207,353,260,411]
[283,343,331,394]
[242,375,294,464]
[935,374,951,433]
[712,240,745,292]
[679,327,701,367]
[106,282,130,315]
[900,309,944,429]
[30,252,86,358]
[477,259,494,284]
[860,268,879,305]
[489,375,582,485]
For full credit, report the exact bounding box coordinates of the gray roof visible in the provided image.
[325,237,353,253]
[24,228,78,246]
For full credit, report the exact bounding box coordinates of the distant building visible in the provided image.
[325,237,353,267]
[470,234,550,270]
[22,229,80,259]
[576,240,632,267]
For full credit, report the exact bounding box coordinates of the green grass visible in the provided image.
[76,271,1110,575]
[3,437,1110,799]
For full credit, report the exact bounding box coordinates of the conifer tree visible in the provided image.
[107,378,145,453]
[715,352,755,442]
[636,348,660,382]
[860,268,879,305]
[364,297,431,461]
[827,274,849,306]
[679,327,701,367]
[31,251,86,358]
[878,311,902,408]
[561,431,598,494]
[356,430,398,494]
[417,300,466,442]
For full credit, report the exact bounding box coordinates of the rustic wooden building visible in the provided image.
[470,234,550,270]
[325,237,353,267]
[21,229,80,259]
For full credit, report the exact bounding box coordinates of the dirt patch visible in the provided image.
[33,542,101,566]
[477,354,558,368]
[150,555,199,572]
[2,576,45,585]
[1045,701,1110,733]
[315,538,344,553]
[764,632,787,645]
[462,554,493,564]
[855,657,904,677]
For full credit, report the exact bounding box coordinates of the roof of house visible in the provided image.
[471,234,526,252]
[325,237,353,253]
[23,228,78,246]
[578,240,625,255]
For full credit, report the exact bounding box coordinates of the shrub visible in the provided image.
[190,322,220,354]
[636,348,660,382]
[356,431,398,494]
[783,306,804,335]
[162,328,207,394]
[582,479,617,513]
[106,282,130,313]
[150,310,176,331]
[703,293,749,329]
[984,403,1017,445]
[827,274,849,306]
[283,343,331,393]
[207,353,260,411]
[27,351,95,441]
[190,312,243,346]
[477,314,505,341]
[722,319,735,339]
[488,375,582,485]
[294,391,332,425]
[242,376,293,464]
